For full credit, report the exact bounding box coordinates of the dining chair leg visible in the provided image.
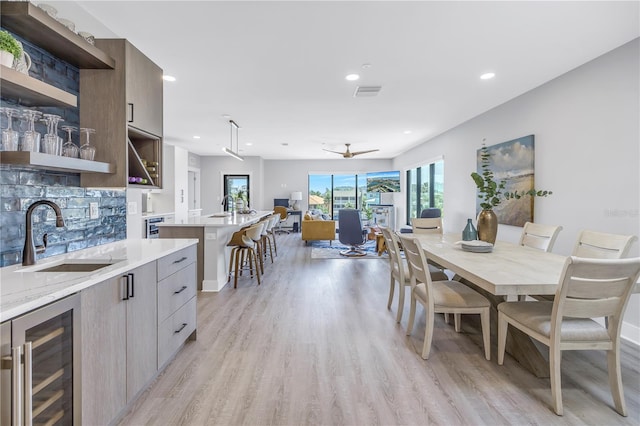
[607,345,627,416]
[497,312,507,365]
[481,307,490,360]
[454,313,461,332]
[421,309,435,359]
[396,282,406,324]
[406,294,417,336]
[550,346,563,416]
[387,273,395,310]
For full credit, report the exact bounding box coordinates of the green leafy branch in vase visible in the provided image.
[471,144,552,210]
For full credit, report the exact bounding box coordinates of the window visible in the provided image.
[406,159,444,224]
[308,173,379,220]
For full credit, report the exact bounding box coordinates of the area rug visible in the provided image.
[308,239,386,259]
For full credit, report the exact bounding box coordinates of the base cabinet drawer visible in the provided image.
[157,245,197,281]
[158,262,196,323]
[158,297,196,367]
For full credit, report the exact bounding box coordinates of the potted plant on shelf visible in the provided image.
[471,144,552,244]
[0,30,22,68]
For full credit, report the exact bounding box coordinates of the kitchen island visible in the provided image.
[157,210,272,291]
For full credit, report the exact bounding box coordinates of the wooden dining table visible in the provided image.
[411,233,638,377]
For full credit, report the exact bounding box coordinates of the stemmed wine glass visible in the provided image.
[1,107,20,151]
[79,127,96,160]
[42,113,63,155]
[20,109,42,152]
[61,125,79,158]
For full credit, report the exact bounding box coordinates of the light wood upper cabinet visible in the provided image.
[125,42,163,138]
[80,39,163,188]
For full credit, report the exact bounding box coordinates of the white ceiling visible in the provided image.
[52,1,639,160]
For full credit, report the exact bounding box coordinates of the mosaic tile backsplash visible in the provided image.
[0,29,126,267]
[0,167,126,267]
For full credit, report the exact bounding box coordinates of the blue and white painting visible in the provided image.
[476,135,535,227]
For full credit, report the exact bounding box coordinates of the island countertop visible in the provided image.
[156,210,272,228]
[0,238,198,322]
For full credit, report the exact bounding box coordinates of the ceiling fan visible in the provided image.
[323,143,379,159]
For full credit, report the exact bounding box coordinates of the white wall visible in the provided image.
[393,39,640,343]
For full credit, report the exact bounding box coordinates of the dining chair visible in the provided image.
[532,229,636,302]
[411,217,443,234]
[380,226,448,323]
[497,256,640,416]
[519,221,563,252]
[572,230,636,259]
[399,235,491,360]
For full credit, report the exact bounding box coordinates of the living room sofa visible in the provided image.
[302,212,336,244]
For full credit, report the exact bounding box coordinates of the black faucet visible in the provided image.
[23,200,65,266]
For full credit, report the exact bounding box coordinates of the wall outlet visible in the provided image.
[127,201,138,215]
[89,202,99,219]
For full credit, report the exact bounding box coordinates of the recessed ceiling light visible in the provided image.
[403,130,412,134]
[162,75,176,82]
[221,114,231,119]
[345,74,360,81]
[193,135,201,139]
[281,143,289,146]
[245,142,253,146]
[480,72,495,80]
[362,63,372,69]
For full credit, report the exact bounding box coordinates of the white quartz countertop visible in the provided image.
[0,238,198,322]
[156,210,272,228]
[141,212,175,219]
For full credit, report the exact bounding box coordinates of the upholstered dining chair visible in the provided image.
[411,217,443,234]
[497,256,640,416]
[532,229,636,302]
[273,206,290,234]
[572,230,636,259]
[519,222,563,252]
[380,226,448,323]
[399,235,491,360]
[338,208,367,257]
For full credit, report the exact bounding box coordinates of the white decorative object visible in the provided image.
[290,191,302,210]
[0,50,14,68]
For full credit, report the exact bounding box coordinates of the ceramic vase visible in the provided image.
[462,218,477,241]
[477,209,497,244]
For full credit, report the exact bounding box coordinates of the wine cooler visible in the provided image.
[1,294,81,425]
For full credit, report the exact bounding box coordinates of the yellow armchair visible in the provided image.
[301,216,336,244]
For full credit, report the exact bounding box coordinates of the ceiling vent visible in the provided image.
[353,86,382,97]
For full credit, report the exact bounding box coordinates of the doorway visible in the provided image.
[223,174,250,211]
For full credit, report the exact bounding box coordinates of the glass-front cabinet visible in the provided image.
[1,294,81,425]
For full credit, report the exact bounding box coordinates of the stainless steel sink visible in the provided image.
[26,260,124,273]
[36,263,115,273]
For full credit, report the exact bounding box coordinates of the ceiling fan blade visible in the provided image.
[322,148,345,155]
[351,149,380,156]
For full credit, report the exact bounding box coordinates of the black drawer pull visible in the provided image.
[173,256,188,264]
[122,275,130,300]
[174,323,188,334]
[174,286,188,295]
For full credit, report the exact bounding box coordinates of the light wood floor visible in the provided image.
[119,233,640,425]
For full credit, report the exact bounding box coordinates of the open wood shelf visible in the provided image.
[0,151,115,174]
[0,1,115,69]
[0,65,77,107]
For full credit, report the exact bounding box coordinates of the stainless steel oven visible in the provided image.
[1,294,81,425]
[145,216,164,239]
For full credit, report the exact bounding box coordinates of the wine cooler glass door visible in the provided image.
[7,294,80,425]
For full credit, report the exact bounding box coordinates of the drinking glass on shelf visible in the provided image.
[79,127,96,160]
[1,107,20,151]
[61,125,79,158]
[42,113,63,155]
[20,109,42,152]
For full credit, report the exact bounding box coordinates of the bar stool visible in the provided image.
[262,215,278,263]
[227,224,262,288]
[249,221,267,275]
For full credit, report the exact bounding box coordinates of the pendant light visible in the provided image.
[222,119,244,161]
